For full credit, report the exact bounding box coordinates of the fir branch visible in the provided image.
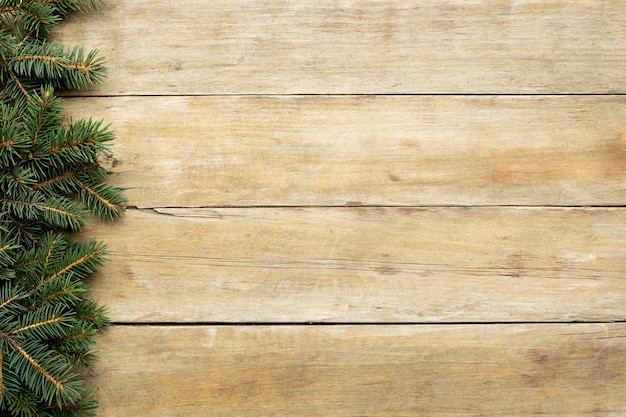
[75,300,108,329]
[78,179,125,220]
[0,136,12,149]
[10,315,63,335]
[12,3,59,37]
[7,338,65,396]
[11,42,67,79]
[80,181,120,211]
[12,53,59,64]
[49,137,95,153]
[39,234,58,282]
[27,282,83,311]
[33,201,81,221]
[0,3,119,415]
[30,168,75,189]
[62,46,106,89]
[0,293,19,310]
[42,0,103,14]
[14,28,35,49]
[8,69,30,101]
[26,87,59,150]
[30,245,105,293]
[30,164,92,191]
[5,212,40,245]
[1,196,85,230]
[0,347,3,394]
[63,328,86,342]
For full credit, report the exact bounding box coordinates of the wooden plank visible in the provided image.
[82,207,626,323]
[87,324,626,416]
[55,0,626,95]
[64,95,626,207]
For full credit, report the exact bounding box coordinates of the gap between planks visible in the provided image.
[61,93,626,97]
[110,321,626,327]
[129,205,626,210]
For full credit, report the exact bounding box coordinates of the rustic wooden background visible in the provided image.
[57,1,626,415]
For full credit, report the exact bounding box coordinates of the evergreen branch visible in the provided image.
[10,315,63,335]
[6,213,39,245]
[30,165,90,190]
[13,3,59,36]
[11,42,66,79]
[49,137,95,153]
[39,235,58,283]
[31,169,76,189]
[0,3,117,414]
[8,70,30,101]
[42,0,103,13]
[67,62,91,71]
[75,300,108,329]
[33,201,79,218]
[0,347,3,395]
[2,197,82,221]
[12,54,59,64]
[0,175,36,203]
[0,240,16,267]
[1,170,31,187]
[27,283,81,310]
[30,91,48,149]
[15,4,52,25]
[0,293,19,310]
[8,338,65,395]
[15,29,35,49]
[51,392,100,415]
[62,47,106,88]
[63,328,86,342]
[30,249,103,293]
[0,113,31,168]
[79,180,124,219]
[0,136,13,149]
[31,164,104,195]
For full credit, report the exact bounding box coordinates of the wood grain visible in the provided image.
[64,95,626,207]
[82,207,626,323]
[46,2,626,416]
[54,0,626,95]
[88,324,626,416]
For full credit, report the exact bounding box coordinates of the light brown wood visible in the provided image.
[64,95,626,207]
[82,207,626,323]
[51,3,626,415]
[55,0,626,95]
[88,323,626,416]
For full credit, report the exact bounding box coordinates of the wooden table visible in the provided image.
[61,1,626,415]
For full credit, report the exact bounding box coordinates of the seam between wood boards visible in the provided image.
[127,206,626,213]
[110,321,626,327]
[128,206,626,224]
[62,93,626,98]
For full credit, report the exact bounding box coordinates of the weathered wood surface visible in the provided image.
[65,95,626,207]
[88,324,626,416]
[55,0,626,95]
[53,1,626,415]
[82,207,626,323]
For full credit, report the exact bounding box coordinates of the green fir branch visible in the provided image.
[0,2,121,415]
